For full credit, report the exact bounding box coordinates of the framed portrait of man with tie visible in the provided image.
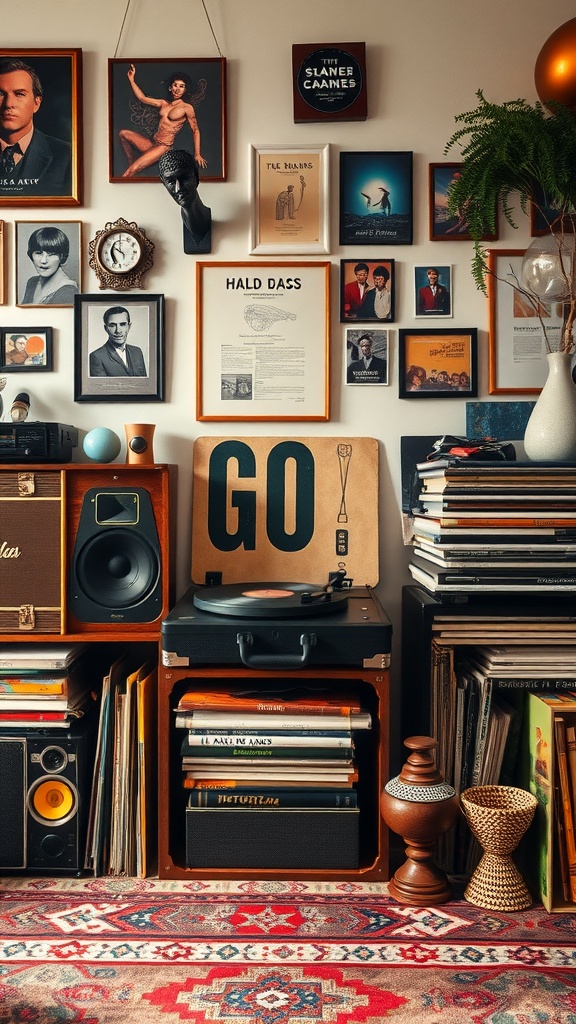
[0,48,82,206]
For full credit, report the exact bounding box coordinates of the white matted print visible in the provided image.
[346,328,389,385]
[16,221,81,307]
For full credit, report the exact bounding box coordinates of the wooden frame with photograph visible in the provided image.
[74,293,165,402]
[15,220,81,307]
[108,57,227,182]
[0,48,82,207]
[0,327,52,371]
[398,327,478,398]
[249,144,329,255]
[196,261,330,421]
[429,162,498,241]
[339,258,395,322]
[487,248,560,394]
[414,264,452,318]
[345,328,389,385]
[340,151,413,245]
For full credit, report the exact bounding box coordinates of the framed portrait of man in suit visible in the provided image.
[0,49,82,207]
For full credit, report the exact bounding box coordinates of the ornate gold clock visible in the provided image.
[89,218,154,290]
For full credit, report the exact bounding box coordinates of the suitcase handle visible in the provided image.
[236,631,317,669]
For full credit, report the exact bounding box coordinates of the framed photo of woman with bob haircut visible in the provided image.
[16,220,81,307]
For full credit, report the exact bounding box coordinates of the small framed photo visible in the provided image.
[0,49,82,206]
[249,144,330,255]
[15,221,81,307]
[398,328,478,398]
[340,258,395,322]
[74,293,165,402]
[429,162,498,241]
[340,151,413,245]
[346,328,389,385]
[108,57,227,182]
[0,328,52,371]
[414,265,452,317]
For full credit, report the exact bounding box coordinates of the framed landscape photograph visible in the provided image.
[249,143,329,255]
[398,327,478,398]
[0,327,52,371]
[429,162,498,241]
[340,258,395,322]
[339,151,413,245]
[108,57,227,182]
[0,48,82,206]
[15,220,81,307]
[74,293,165,402]
[414,265,452,317]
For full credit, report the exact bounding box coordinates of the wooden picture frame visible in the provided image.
[429,162,498,241]
[414,264,452,318]
[339,258,395,322]
[249,144,330,255]
[487,248,561,394]
[0,327,52,371]
[74,293,165,402]
[196,261,330,421]
[15,220,81,307]
[0,48,82,206]
[340,151,413,245]
[108,57,227,182]
[291,43,367,124]
[398,327,478,398]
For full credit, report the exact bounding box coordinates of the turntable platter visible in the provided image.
[193,582,349,618]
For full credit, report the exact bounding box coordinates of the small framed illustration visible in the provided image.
[346,328,389,385]
[108,57,227,182]
[414,265,452,317]
[530,182,574,236]
[398,328,478,398]
[340,151,413,245]
[0,48,82,206]
[74,293,165,402]
[429,162,498,241]
[487,248,561,394]
[249,144,329,255]
[0,327,52,371]
[340,258,395,322]
[196,261,330,421]
[15,220,81,307]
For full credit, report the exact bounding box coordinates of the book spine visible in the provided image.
[181,732,351,747]
[176,695,359,715]
[175,711,370,730]
[430,516,576,528]
[181,752,354,764]
[493,680,576,690]
[186,787,358,807]
[554,716,576,903]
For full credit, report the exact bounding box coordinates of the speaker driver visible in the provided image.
[74,529,159,609]
[29,777,77,823]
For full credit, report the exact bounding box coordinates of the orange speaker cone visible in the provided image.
[32,779,75,820]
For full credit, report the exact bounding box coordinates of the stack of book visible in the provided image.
[0,644,94,728]
[408,458,576,595]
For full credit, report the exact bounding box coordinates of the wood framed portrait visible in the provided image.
[340,258,395,322]
[414,265,452,318]
[345,328,389,385]
[429,162,498,242]
[15,220,81,307]
[0,48,82,206]
[196,261,330,421]
[108,57,227,182]
[249,143,329,255]
[399,328,478,398]
[0,327,52,371]
[74,293,165,402]
[339,151,413,245]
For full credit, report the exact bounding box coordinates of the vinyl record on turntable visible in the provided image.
[192,582,349,618]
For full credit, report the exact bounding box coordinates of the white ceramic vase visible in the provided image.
[524,351,576,462]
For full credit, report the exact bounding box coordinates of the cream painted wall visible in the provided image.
[3,1,575,748]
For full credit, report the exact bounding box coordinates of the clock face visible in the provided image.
[99,231,142,274]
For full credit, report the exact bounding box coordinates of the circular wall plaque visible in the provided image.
[292,43,367,123]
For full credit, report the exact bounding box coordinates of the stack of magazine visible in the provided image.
[0,644,94,729]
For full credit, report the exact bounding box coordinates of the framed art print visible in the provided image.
[16,220,81,307]
[340,258,395,322]
[108,57,227,182]
[530,182,575,236]
[340,151,413,245]
[398,328,478,398]
[346,328,389,385]
[429,162,498,241]
[1,327,52,371]
[250,144,329,255]
[0,48,82,206]
[414,265,452,317]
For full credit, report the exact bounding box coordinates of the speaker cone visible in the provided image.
[29,777,77,823]
[74,529,160,609]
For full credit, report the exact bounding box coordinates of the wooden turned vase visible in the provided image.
[380,736,460,906]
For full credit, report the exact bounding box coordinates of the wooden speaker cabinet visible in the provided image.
[157,663,389,882]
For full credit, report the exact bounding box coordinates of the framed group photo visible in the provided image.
[398,327,478,398]
[0,327,52,371]
[414,265,452,317]
[74,293,165,402]
[249,143,329,255]
[340,258,395,322]
[108,57,227,182]
[429,162,498,242]
[345,328,389,385]
[16,220,81,307]
[340,151,413,245]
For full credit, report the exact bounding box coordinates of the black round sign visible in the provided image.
[296,47,363,115]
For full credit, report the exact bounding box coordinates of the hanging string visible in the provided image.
[114,0,133,59]
[201,0,223,57]
[113,0,223,59]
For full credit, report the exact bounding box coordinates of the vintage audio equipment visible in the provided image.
[0,719,94,873]
[125,423,155,465]
[0,422,78,463]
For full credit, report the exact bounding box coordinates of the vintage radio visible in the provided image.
[0,422,78,463]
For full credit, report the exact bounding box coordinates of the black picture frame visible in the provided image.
[0,327,52,371]
[74,293,164,402]
[340,258,395,322]
[339,151,413,245]
[108,57,227,182]
[398,327,478,398]
[414,264,452,318]
[0,48,82,207]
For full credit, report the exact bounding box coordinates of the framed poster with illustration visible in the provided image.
[250,144,329,255]
[1,327,52,371]
[414,265,452,317]
[429,162,498,241]
[345,328,389,385]
[398,328,478,398]
[108,57,227,182]
[0,49,82,207]
[340,151,413,245]
[340,258,395,322]
[16,220,81,307]
[196,261,330,421]
[74,293,164,402]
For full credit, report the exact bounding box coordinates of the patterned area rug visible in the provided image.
[1,877,576,1022]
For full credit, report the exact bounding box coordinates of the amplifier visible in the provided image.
[0,422,78,463]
